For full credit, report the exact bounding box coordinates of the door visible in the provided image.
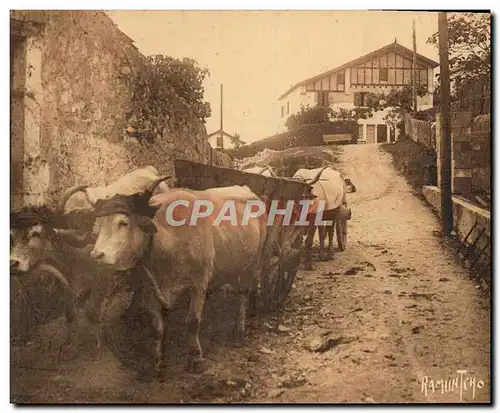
[357,125,364,142]
[366,125,376,143]
[389,127,396,143]
[376,125,387,143]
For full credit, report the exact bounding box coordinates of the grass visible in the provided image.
[381,135,437,197]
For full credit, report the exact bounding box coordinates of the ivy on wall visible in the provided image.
[120,55,212,144]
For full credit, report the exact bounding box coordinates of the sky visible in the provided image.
[107,11,441,144]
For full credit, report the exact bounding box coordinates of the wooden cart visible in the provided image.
[174,159,314,314]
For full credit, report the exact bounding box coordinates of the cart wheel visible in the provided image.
[336,219,347,251]
[276,251,301,306]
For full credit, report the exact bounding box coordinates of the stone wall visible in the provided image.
[435,112,491,201]
[10,10,230,207]
[422,185,490,278]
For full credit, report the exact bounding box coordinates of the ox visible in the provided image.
[10,166,167,358]
[292,166,352,270]
[10,201,99,356]
[86,179,267,377]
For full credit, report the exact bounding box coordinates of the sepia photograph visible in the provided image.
[9,9,491,404]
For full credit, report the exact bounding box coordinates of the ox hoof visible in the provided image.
[318,253,328,262]
[327,253,334,261]
[231,333,248,347]
[186,357,206,374]
[59,343,79,364]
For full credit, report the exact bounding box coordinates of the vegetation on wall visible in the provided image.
[123,55,211,143]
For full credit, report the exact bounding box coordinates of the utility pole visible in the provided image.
[219,84,224,149]
[438,12,453,235]
[412,20,418,112]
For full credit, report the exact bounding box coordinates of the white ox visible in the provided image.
[86,180,267,378]
[292,166,352,269]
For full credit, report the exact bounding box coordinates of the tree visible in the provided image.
[148,55,212,121]
[427,12,491,84]
[285,105,332,131]
[124,55,212,143]
[329,106,375,122]
[229,133,246,149]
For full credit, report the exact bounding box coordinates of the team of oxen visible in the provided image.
[10,163,353,378]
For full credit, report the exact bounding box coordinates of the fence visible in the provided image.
[454,78,491,117]
[404,116,436,151]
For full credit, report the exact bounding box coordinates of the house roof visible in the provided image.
[278,40,440,100]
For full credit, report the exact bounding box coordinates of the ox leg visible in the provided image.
[150,306,166,379]
[327,224,335,260]
[234,291,250,346]
[61,297,79,362]
[83,289,107,360]
[248,274,261,329]
[186,286,207,373]
[304,225,315,271]
[318,226,327,261]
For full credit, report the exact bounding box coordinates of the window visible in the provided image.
[317,91,330,107]
[396,69,403,85]
[321,77,330,90]
[403,69,411,84]
[287,101,290,115]
[337,72,345,86]
[419,69,428,85]
[281,105,284,118]
[365,68,372,84]
[354,92,368,107]
[357,68,365,84]
[379,67,388,82]
[351,68,358,84]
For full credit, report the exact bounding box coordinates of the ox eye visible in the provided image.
[118,221,129,229]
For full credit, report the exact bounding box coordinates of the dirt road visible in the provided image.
[11,144,490,404]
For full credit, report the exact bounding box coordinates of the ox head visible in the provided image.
[10,189,97,274]
[89,176,170,270]
[292,166,329,186]
[10,206,56,274]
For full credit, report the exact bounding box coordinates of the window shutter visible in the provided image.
[354,92,361,107]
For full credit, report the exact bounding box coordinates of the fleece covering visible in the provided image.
[293,167,345,214]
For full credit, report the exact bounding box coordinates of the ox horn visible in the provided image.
[148,176,172,194]
[307,166,329,186]
[261,164,276,177]
[57,185,93,212]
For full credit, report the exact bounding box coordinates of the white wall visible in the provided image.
[278,86,316,132]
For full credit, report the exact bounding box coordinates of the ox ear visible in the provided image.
[135,215,158,234]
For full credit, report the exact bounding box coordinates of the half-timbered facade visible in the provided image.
[278,40,439,143]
